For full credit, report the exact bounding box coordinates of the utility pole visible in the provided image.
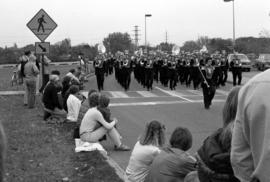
[133,25,140,48]
[165,31,168,44]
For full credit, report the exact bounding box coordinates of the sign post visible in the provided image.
[27,9,57,88]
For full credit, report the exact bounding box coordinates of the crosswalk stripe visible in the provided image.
[110,99,225,107]
[137,91,157,97]
[216,89,228,95]
[109,91,129,98]
[155,86,193,102]
[187,90,202,95]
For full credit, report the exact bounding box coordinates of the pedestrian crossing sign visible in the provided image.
[27,9,57,41]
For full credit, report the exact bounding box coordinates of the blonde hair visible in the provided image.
[222,86,241,127]
[219,86,241,150]
[139,120,166,147]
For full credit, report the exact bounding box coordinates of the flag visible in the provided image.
[145,14,152,17]
[224,0,233,2]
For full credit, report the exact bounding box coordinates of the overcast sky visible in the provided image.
[0,0,269,48]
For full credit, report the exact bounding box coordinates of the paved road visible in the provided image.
[82,72,239,171]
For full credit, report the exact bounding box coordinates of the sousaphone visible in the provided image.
[172,45,180,55]
[98,44,106,54]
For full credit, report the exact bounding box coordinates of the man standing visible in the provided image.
[23,53,40,108]
[230,54,242,86]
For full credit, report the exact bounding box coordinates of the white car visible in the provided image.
[228,53,252,72]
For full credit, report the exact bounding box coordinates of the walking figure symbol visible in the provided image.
[37,15,46,33]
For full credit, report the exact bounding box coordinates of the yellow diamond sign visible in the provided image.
[27,9,57,41]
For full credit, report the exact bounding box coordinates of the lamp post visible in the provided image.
[145,14,152,53]
[224,0,235,52]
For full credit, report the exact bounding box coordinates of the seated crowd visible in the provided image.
[39,66,268,182]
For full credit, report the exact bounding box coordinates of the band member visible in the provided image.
[94,55,105,91]
[230,54,242,86]
[201,57,216,109]
[122,56,132,91]
[145,56,154,90]
[212,55,222,88]
[168,56,177,90]
[220,55,229,86]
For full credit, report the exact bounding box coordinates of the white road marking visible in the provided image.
[0,91,25,95]
[137,91,157,97]
[216,89,229,95]
[110,99,225,107]
[155,86,193,102]
[187,89,203,96]
[109,91,129,98]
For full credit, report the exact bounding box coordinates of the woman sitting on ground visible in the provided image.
[145,127,197,182]
[66,85,86,122]
[196,86,241,182]
[79,92,130,151]
[125,120,166,182]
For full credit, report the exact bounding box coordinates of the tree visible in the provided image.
[157,42,174,53]
[208,38,232,53]
[103,32,132,54]
[196,36,210,48]
[181,41,200,52]
[259,28,270,38]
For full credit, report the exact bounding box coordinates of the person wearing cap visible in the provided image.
[23,53,40,108]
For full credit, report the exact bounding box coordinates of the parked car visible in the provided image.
[228,53,252,72]
[255,54,270,71]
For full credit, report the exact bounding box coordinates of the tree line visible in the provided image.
[0,33,270,64]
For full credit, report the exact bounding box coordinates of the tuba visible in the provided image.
[172,45,180,55]
[98,44,106,54]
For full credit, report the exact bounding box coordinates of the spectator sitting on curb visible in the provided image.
[42,73,67,123]
[66,85,85,123]
[196,86,241,182]
[145,127,197,182]
[125,120,166,182]
[79,92,130,151]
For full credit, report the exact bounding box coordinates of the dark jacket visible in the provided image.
[145,147,196,182]
[42,82,63,110]
[197,128,239,182]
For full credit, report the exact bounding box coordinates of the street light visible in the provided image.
[145,14,152,53]
[224,0,235,52]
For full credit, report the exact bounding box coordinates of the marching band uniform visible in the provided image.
[94,57,105,91]
[220,56,229,86]
[212,57,222,88]
[230,55,242,86]
[145,58,154,90]
[168,57,177,90]
[201,58,216,109]
[122,58,132,91]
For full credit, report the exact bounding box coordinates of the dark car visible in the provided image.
[256,54,270,71]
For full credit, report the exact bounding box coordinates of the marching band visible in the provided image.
[92,48,231,109]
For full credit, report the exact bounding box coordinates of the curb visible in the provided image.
[100,152,127,182]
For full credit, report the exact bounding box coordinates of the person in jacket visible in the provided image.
[42,74,67,123]
[145,127,197,182]
[196,86,241,182]
[23,53,40,108]
[231,69,270,182]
